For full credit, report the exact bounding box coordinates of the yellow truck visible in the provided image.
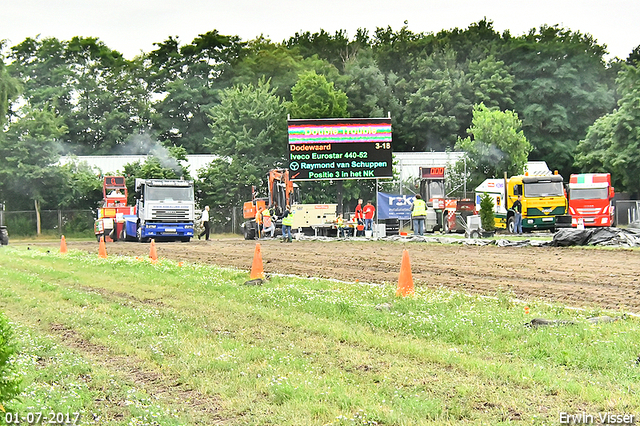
[475,173,571,232]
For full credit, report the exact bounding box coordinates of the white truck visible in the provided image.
[123,179,195,242]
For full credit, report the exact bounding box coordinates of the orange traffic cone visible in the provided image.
[396,249,414,297]
[98,236,108,259]
[60,235,68,254]
[250,243,265,280]
[149,239,158,263]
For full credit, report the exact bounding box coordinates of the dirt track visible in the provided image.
[33,238,640,313]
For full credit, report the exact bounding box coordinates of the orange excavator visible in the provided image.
[242,169,299,239]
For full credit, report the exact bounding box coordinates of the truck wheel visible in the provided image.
[443,218,451,234]
[96,233,103,242]
[0,228,8,245]
[469,230,480,239]
[507,216,515,233]
[137,226,149,243]
[244,222,256,240]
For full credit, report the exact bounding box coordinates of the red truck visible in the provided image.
[568,173,615,227]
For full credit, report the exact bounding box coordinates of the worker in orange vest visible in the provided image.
[262,207,276,238]
[255,206,264,238]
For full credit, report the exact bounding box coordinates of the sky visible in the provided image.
[2,0,638,60]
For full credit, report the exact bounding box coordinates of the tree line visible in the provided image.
[1,20,639,232]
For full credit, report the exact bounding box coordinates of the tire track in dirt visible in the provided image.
[25,239,640,312]
[47,321,228,425]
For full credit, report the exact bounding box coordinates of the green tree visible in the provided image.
[65,37,152,154]
[500,25,615,175]
[0,45,19,122]
[230,37,340,101]
[627,44,640,65]
[340,50,401,120]
[197,159,262,232]
[0,107,66,233]
[9,36,152,155]
[7,37,70,123]
[402,51,515,152]
[285,29,370,72]
[432,19,508,64]
[479,192,496,232]
[372,25,435,81]
[455,103,532,188]
[207,78,287,169]
[202,79,287,227]
[147,31,246,153]
[56,161,104,210]
[403,50,474,151]
[468,56,515,110]
[288,71,348,119]
[575,64,640,195]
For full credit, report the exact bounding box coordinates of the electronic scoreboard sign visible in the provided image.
[287,117,393,181]
[420,167,445,179]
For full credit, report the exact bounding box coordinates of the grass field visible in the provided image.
[0,246,638,425]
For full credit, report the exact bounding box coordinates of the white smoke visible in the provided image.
[117,133,184,176]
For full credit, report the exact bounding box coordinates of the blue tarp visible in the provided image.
[377,192,415,220]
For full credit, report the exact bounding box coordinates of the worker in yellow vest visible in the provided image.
[281,205,294,243]
[411,194,427,236]
[336,213,347,238]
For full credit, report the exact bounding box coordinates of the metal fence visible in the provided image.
[3,202,637,237]
[205,206,244,235]
[615,200,640,226]
[1,208,246,238]
[0,209,95,237]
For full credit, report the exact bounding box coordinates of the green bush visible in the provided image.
[0,313,21,406]
[5,216,35,237]
[64,212,93,234]
[479,192,496,232]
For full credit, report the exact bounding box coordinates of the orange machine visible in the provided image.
[94,176,136,241]
[242,169,298,239]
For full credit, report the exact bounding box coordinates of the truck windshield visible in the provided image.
[427,181,445,199]
[524,181,564,197]
[570,188,608,200]
[146,187,194,202]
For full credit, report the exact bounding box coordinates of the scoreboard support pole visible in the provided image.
[376,178,379,228]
